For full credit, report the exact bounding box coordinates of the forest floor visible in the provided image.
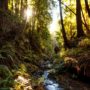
[56,73,90,90]
[0,37,90,90]
[55,46,90,90]
[33,46,90,90]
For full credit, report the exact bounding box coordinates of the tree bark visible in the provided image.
[15,0,19,14]
[58,0,70,48]
[85,0,90,17]
[76,0,85,38]
[0,0,8,10]
[0,0,8,32]
[11,0,14,12]
[20,0,24,16]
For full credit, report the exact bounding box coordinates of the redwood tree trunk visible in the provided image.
[58,0,70,48]
[85,0,90,17]
[76,0,85,38]
[0,0,8,10]
[0,0,8,31]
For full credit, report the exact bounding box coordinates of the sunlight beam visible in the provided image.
[49,22,56,34]
[24,7,33,21]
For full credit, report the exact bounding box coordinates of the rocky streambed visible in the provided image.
[33,59,90,90]
[43,70,64,90]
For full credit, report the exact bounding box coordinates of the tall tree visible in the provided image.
[85,0,90,17]
[76,0,85,38]
[0,0,8,10]
[58,0,70,48]
[20,0,27,16]
[15,0,20,15]
[20,0,23,16]
[11,0,14,12]
[26,0,53,52]
[0,0,8,31]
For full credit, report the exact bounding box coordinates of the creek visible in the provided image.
[43,70,64,90]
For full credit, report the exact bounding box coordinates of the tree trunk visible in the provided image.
[11,0,14,12]
[0,0,8,32]
[0,0,8,10]
[58,0,70,48]
[20,0,24,16]
[15,0,19,15]
[81,5,90,34]
[76,0,85,38]
[85,0,90,17]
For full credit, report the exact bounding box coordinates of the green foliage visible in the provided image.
[0,65,13,88]
[65,48,83,56]
[13,64,27,77]
[0,10,24,33]
[78,38,90,48]
[0,65,12,79]
[56,31,64,47]
[28,30,42,52]
[63,38,90,57]
[0,42,17,67]
[0,42,16,56]
[23,50,40,63]
[23,50,33,61]
[53,54,61,63]
[24,0,54,54]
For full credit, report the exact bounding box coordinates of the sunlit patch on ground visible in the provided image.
[14,75,32,90]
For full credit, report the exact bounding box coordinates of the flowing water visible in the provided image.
[43,71,64,90]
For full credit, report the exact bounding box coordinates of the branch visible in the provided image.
[61,1,89,31]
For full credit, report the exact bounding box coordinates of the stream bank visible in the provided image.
[33,58,90,90]
[55,73,90,90]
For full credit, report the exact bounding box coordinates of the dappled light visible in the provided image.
[15,76,32,90]
[0,0,90,90]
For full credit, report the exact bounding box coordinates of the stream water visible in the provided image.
[43,71,64,90]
